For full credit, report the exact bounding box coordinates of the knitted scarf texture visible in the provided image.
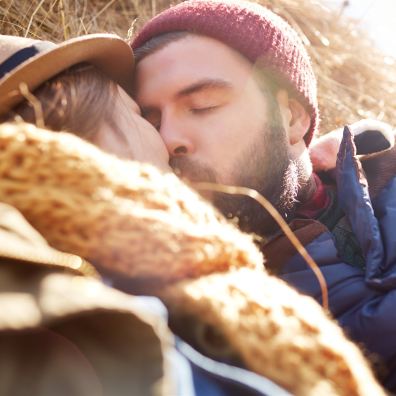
[0,122,385,395]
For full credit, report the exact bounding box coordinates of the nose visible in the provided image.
[159,112,194,157]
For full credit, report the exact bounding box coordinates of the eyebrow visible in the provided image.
[175,78,233,98]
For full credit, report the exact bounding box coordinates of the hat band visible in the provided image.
[0,42,54,80]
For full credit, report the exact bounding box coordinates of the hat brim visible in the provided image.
[0,33,134,117]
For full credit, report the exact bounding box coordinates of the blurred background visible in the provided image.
[326,0,396,58]
[0,0,395,135]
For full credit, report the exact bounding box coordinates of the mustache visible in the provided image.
[169,157,217,183]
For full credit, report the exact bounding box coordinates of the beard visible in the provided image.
[170,122,306,239]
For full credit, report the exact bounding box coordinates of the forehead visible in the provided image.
[134,34,255,98]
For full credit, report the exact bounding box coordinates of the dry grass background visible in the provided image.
[1,0,395,135]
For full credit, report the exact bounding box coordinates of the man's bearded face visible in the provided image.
[170,121,302,238]
[134,34,308,237]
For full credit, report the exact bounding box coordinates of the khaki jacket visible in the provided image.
[0,203,175,396]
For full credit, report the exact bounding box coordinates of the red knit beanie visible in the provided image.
[132,0,319,145]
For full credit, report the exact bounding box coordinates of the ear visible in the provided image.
[276,90,311,146]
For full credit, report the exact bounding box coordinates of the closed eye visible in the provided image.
[190,105,219,114]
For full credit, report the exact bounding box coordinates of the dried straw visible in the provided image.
[1,0,395,134]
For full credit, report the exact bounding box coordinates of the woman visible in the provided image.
[0,33,169,171]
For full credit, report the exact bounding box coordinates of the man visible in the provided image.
[132,1,316,237]
[0,27,385,395]
[132,0,396,389]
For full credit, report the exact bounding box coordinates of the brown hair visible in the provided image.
[133,31,189,64]
[2,63,117,139]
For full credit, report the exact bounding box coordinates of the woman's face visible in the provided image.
[91,86,170,172]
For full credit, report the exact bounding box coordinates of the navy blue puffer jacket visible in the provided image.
[276,125,396,390]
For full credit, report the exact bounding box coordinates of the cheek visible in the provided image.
[90,124,129,158]
[210,90,265,143]
[212,105,259,148]
[131,117,170,170]
[147,133,170,164]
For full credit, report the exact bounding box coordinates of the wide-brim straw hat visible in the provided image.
[0,33,134,117]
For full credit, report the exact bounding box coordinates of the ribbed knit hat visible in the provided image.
[132,0,319,145]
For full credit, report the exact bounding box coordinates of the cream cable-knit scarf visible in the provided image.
[0,122,385,395]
